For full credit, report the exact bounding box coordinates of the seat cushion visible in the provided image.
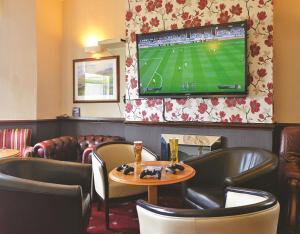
[185,186,224,209]
[109,179,147,198]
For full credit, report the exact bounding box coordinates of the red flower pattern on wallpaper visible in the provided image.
[198,0,207,10]
[182,12,190,21]
[181,113,191,121]
[126,11,133,21]
[247,18,254,30]
[171,24,178,30]
[230,114,242,123]
[125,103,133,113]
[130,78,138,89]
[165,2,173,14]
[220,111,226,118]
[265,92,273,105]
[250,100,260,114]
[150,113,160,122]
[198,103,208,114]
[257,68,267,78]
[147,99,157,107]
[236,98,246,105]
[219,4,226,11]
[146,1,155,12]
[135,99,142,106]
[218,11,230,24]
[176,0,186,4]
[250,43,260,57]
[126,57,133,67]
[135,5,142,13]
[176,99,187,105]
[125,0,273,123]
[265,35,273,47]
[150,17,160,27]
[130,32,136,43]
[257,11,267,21]
[165,101,173,112]
[211,97,219,106]
[141,23,150,33]
[225,98,237,108]
[230,4,242,16]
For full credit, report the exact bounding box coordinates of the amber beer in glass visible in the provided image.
[169,138,179,164]
[134,141,143,164]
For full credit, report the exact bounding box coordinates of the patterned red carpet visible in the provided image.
[86,191,183,234]
[87,202,139,234]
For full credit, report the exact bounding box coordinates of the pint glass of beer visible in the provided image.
[169,138,179,164]
[133,141,143,164]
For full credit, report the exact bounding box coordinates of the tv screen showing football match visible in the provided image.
[136,21,247,97]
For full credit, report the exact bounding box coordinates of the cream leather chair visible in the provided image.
[92,141,158,229]
[137,187,280,234]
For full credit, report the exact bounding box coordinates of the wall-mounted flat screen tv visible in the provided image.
[136,21,247,97]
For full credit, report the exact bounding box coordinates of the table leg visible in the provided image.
[148,185,158,205]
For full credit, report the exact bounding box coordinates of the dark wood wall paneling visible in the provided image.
[124,123,274,155]
[1,117,298,155]
[58,117,277,156]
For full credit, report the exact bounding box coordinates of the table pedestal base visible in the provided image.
[148,185,158,205]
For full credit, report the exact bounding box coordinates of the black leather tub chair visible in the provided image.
[0,157,92,234]
[183,147,278,209]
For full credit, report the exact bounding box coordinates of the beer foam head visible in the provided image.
[133,141,143,144]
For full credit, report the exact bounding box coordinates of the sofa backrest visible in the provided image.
[33,136,79,161]
[77,135,125,153]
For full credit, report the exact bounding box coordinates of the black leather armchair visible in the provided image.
[183,147,278,209]
[0,157,92,234]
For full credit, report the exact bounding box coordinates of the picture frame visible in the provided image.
[73,56,120,103]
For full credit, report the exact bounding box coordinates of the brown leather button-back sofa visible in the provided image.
[30,135,125,162]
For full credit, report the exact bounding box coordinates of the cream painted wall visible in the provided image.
[0,0,37,120]
[36,0,62,119]
[273,0,300,123]
[61,0,126,118]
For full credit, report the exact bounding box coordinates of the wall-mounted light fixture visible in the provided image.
[84,35,101,53]
[99,38,126,49]
[84,38,126,54]
[84,45,100,54]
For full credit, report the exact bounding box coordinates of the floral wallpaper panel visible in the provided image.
[124,0,273,123]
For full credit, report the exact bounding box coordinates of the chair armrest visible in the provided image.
[82,147,94,164]
[224,158,278,186]
[22,146,34,158]
[0,172,82,198]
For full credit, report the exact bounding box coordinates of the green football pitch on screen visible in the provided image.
[138,39,246,95]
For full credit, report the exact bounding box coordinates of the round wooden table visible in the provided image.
[109,161,195,205]
[0,149,20,158]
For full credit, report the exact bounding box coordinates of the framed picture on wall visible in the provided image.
[73,56,120,103]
